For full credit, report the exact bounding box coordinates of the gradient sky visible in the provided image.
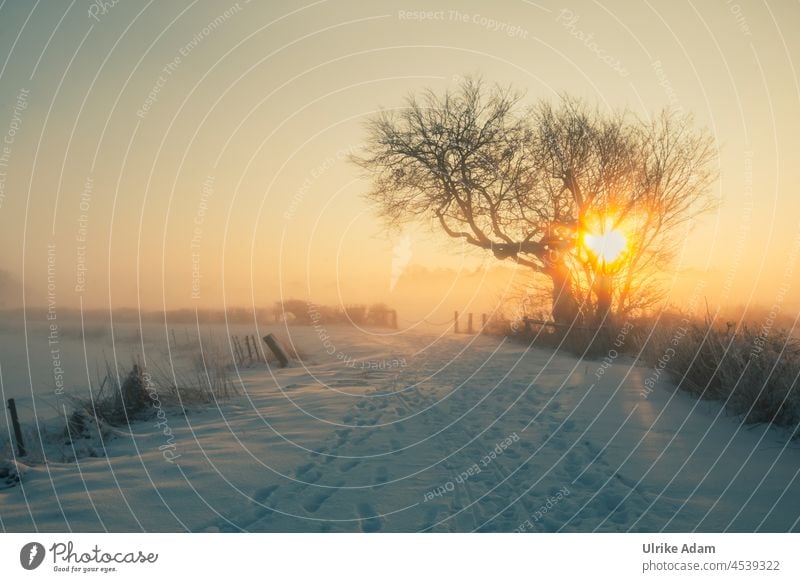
[0,0,798,319]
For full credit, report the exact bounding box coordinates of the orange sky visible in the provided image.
[0,0,798,321]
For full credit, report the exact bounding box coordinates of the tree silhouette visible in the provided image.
[353,78,716,325]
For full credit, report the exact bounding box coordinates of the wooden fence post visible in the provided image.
[467,313,474,334]
[263,334,290,368]
[7,398,25,457]
[251,335,263,362]
[238,336,245,364]
[232,335,244,365]
[454,311,459,334]
[481,313,487,329]
[245,335,254,363]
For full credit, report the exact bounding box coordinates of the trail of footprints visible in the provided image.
[215,344,677,532]
[215,364,424,532]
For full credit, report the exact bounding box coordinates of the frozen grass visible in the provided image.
[1,343,243,470]
[154,340,240,403]
[67,362,151,427]
[635,315,800,435]
[79,344,241,423]
[0,406,110,466]
[491,306,800,436]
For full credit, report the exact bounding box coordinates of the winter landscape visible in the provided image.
[2,312,798,533]
[0,1,799,540]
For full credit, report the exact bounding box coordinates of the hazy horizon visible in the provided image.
[0,0,798,319]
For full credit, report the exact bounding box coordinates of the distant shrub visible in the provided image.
[275,299,314,324]
[67,362,150,427]
[343,304,367,324]
[275,299,396,328]
[366,303,392,326]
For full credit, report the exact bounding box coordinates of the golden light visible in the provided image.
[583,218,627,265]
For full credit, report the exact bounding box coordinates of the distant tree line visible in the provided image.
[275,299,395,327]
[1,303,397,328]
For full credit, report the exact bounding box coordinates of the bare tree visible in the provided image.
[353,78,716,325]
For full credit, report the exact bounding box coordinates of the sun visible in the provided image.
[583,219,627,264]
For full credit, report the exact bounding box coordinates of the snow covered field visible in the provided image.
[1,322,799,532]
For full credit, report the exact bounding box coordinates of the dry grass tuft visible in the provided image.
[68,344,241,428]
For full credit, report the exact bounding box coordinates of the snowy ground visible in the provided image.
[1,322,799,532]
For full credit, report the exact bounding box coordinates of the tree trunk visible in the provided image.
[593,271,613,326]
[547,262,580,325]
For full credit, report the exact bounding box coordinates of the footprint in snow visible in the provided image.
[295,462,316,476]
[600,489,626,512]
[420,504,444,532]
[351,431,371,445]
[303,485,341,514]
[254,484,280,503]
[296,462,322,482]
[357,502,383,532]
[560,419,576,432]
[339,459,361,473]
[576,468,602,487]
[373,466,389,487]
